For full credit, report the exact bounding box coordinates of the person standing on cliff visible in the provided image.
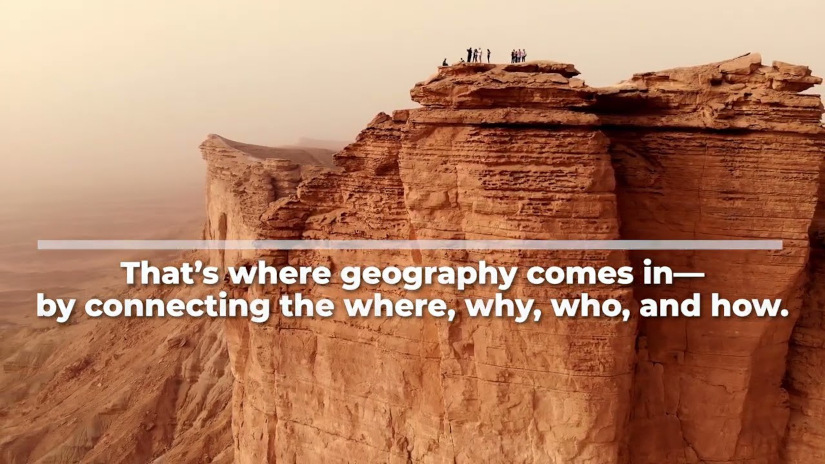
[442,58,448,67]
[487,48,491,63]
[522,49,527,62]
[466,47,472,62]
[510,49,515,63]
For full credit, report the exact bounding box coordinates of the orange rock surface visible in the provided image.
[200,55,824,463]
[2,54,824,463]
[599,55,824,463]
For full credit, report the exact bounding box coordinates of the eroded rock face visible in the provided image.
[785,162,825,464]
[204,55,824,463]
[597,56,825,463]
[200,135,336,268]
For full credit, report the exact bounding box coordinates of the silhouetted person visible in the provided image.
[487,49,491,63]
[467,47,472,62]
[442,58,448,66]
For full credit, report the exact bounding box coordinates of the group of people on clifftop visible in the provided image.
[441,48,528,67]
[463,47,490,63]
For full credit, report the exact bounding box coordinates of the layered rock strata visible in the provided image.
[595,54,825,463]
[785,158,825,464]
[203,54,824,463]
[208,62,637,463]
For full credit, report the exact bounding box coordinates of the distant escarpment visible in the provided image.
[202,54,825,464]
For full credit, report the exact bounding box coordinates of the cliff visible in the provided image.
[203,54,825,464]
[1,54,823,464]
[597,54,824,463]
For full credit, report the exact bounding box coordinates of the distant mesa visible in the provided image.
[293,137,351,152]
[201,134,336,167]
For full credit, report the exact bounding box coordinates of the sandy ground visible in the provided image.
[0,185,205,326]
[0,141,346,463]
[0,184,238,464]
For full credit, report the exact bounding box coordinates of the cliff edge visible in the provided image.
[203,54,825,464]
[1,54,823,464]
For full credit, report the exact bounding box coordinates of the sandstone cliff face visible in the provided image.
[786,161,825,463]
[3,54,820,464]
[597,55,825,464]
[206,64,637,463]
[202,54,825,463]
[200,135,335,268]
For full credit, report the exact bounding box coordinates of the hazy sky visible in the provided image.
[2,0,823,204]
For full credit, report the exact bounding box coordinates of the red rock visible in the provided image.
[200,55,824,463]
[2,55,823,464]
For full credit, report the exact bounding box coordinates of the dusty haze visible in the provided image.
[1,0,823,204]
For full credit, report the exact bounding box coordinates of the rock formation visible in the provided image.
[201,54,825,463]
[1,54,823,464]
[598,54,824,464]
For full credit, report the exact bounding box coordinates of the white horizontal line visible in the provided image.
[672,272,707,278]
[36,240,783,251]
